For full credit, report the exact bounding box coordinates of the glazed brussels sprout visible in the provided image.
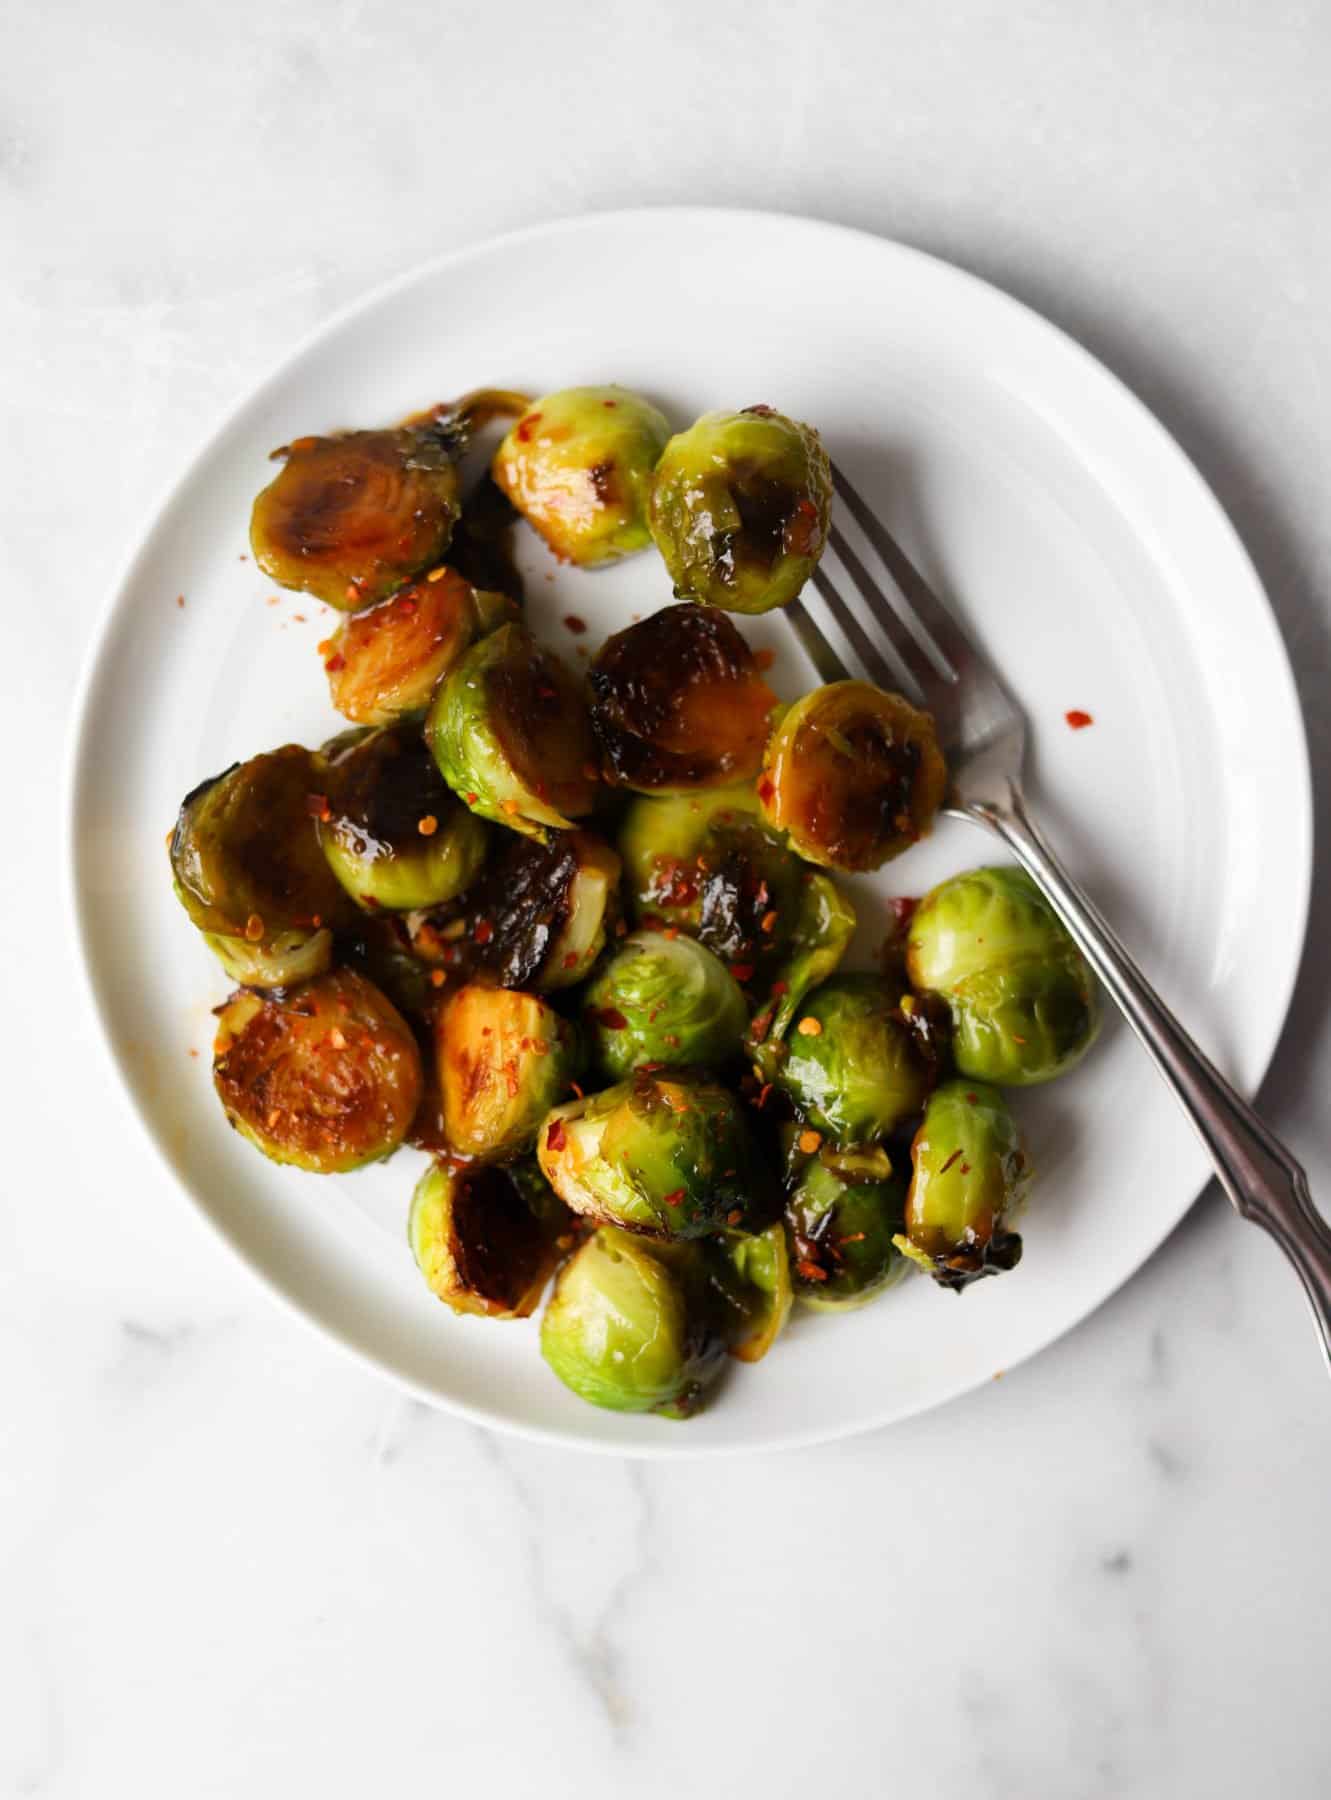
[758,681,948,871]
[537,1073,767,1239]
[583,930,747,1081]
[321,570,515,726]
[409,1158,571,1318]
[896,1081,1026,1289]
[703,1221,793,1362]
[428,623,598,838]
[492,385,671,567]
[436,984,580,1161]
[906,866,1101,1085]
[588,604,777,791]
[170,745,353,987]
[212,969,423,1173]
[648,406,831,613]
[250,419,463,610]
[408,830,621,993]
[540,1226,724,1418]
[317,724,488,912]
[771,974,936,1146]
[786,1159,909,1311]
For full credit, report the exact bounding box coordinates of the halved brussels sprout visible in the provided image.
[408,1158,571,1318]
[896,1080,1026,1290]
[250,420,462,610]
[212,969,423,1173]
[583,930,746,1081]
[170,745,354,986]
[436,984,580,1160]
[771,974,936,1146]
[537,1073,767,1239]
[648,406,831,613]
[322,570,515,726]
[408,830,621,993]
[758,681,948,872]
[317,724,488,913]
[703,1221,793,1361]
[786,1158,908,1311]
[492,385,671,566]
[906,866,1101,1085]
[428,623,598,838]
[540,1225,724,1418]
[588,604,777,791]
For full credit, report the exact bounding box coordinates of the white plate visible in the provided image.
[68,209,1311,1456]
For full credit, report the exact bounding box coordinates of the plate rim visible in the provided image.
[65,204,1314,1457]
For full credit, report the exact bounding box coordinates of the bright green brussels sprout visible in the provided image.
[316,723,488,913]
[758,681,948,871]
[906,866,1101,1085]
[537,1073,767,1239]
[703,1221,793,1362]
[896,1080,1026,1290]
[648,405,831,613]
[583,930,746,1080]
[212,969,423,1173]
[540,1226,724,1418]
[409,1158,571,1318]
[170,745,355,988]
[492,385,671,567]
[428,623,598,839]
[786,1158,909,1311]
[435,983,580,1160]
[771,974,936,1146]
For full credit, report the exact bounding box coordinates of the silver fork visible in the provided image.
[788,460,1331,1366]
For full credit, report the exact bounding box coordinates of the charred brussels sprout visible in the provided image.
[492,385,670,567]
[704,1221,793,1362]
[436,984,580,1160]
[170,745,353,987]
[786,1159,908,1310]
[589,604,777,791]
[758,681,947,871]
[583,930,746,1081]
[250,419,463,610]
[317,724,487,912]
[428,623,598,838]
[906,866,1101,1085]
[541,1227,724,1418]
[538,1073,766,1239]
[896,1081,1026,1289]
[322,570,515,726]
[648,406,831,613]
[409,1159,570,1318]
[212,969,423,1173]
[772,975,936,1146]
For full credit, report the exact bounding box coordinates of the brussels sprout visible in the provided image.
[771,974,936,1146]
[322,570,515,726]
[786,1158,908,1311]
[316,724,488,913]
[588,604,777,791]
[540,1226,724,1418]
[748,870,858,1048]
[648,406,831,613]
[170,746,354,986]
[537,1073,767,1239]
[906,866,1101,1085]
[492,385,671,567]
[250,419,463,610]
[896,1080,1026,1289]
[212,969,423,1173]
[436,983,580,1160]
[758,681,948,872]
[409,1158,571,1318]
[583,930,746,1081]
[703,1221,793,1362]
[408,830,621,993]
[428,623,598,839]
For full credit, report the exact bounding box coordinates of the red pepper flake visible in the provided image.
[562,952,580,970]
[501,799,520,817]
[266,595,280,607]
[754,647,775,672]
[757,1083,773,1109]
[797,1259,829,1283]
[292,612,306,623]
[770,980,788,996]
[749,1010,773,1042]
[344,583,362,603]
[840,1232,867,1245]
[397,595,419,616]
[966,1092,978,1104]
[1011,1033,1028,1044]
[798,1129,822,1153]
[429,970,447,988]
[727,1208,742,1226]
[731,962,755,983]
[756,775,775,806]
[569,1081,584,1100]
[797,1016,823,1037]
[516,413,541,442]
[175,594,185,609]
[960,1163,971,1175]
[661,1187,686,1209]
[474,919,494,946]
[305,792,332,821]
[328,1027,347,1051]
[244,913,265,942]
[563,614,588,634]
[426,566,447,582]
[1065,709,1094,730]
[939,1147,963,1173]
[593,1006,629,1030]
[602,398,618,408]
[546,1118,566,1152]
[504,1063,520,1099]
[188,1047,199,1058]
[361,894,382,911]
[417,814,439,836]
[760,910,779,934]
[466,793,479,805]
[324,653,346,673]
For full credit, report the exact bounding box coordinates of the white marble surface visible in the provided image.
[4,2,1331,1794]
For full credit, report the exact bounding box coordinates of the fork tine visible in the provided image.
[825,524,953,700]
[811,564,901,693]
[786,598,850,685]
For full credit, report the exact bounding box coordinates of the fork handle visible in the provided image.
[964,782,1331,1366]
